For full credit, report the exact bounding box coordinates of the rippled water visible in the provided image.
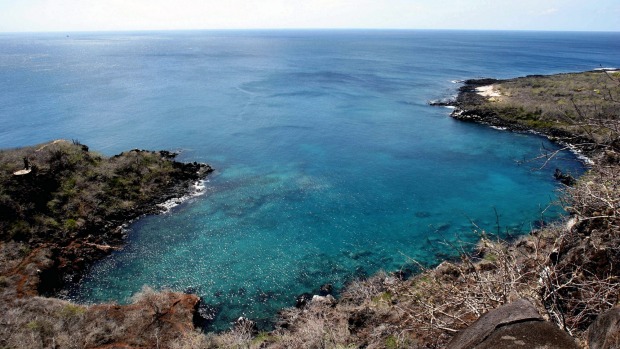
[1,30,618,329]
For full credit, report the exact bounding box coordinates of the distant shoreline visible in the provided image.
[431,69,620,160]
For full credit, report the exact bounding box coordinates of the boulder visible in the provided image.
[447,298,578,349]
[234,316,258,334]
[312,294,337,306]
[295,292,313,308]
[319,283,333,296]
[554,168,576,186]
[588,307,620,349]
[474,321,579,349]
[435,261,462,279]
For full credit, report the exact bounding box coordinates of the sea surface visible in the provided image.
[1,30,618,330]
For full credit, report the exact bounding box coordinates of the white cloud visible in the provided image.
[540,7,559,16]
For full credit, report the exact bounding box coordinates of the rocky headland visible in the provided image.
[0,140,212,348]
[431,70,620,156]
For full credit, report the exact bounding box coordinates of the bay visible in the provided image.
[1,30,617,329]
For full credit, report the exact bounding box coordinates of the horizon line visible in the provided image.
[1,27,619,35]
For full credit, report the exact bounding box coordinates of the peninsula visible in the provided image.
[433,69,620,156]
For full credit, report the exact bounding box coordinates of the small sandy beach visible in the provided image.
[475,84,501,97]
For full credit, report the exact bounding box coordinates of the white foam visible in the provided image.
[565,143,593,165]
[157,179,208,212]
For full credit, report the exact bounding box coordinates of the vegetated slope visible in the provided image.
[193,71,619,348]
[0,140,212,349]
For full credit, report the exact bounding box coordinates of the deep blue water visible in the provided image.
[1,30,618,330]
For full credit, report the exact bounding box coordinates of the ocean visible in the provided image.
[0,30,618,330]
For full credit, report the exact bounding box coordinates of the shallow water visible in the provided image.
[1,30,617,329]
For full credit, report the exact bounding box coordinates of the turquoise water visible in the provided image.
[1,30,617,329]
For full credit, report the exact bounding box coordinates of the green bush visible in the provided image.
[63,218,78,231]
[58,304,86,318]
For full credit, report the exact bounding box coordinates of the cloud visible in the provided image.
[540,7,559,16]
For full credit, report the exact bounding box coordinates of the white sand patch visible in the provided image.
[475,85,501,97]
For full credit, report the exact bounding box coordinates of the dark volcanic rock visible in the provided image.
[463,78,502,87]
[319,283,333,296]
[348,308,375,334]
[554,168,577,186]
[429,99,455,107]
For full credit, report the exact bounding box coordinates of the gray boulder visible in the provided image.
[447,298,578,349]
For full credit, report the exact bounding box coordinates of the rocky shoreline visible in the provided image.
[0,140,217,348]
[0,140,216,344]
[49,150,213,297]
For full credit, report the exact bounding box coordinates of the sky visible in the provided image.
[0,0,618,33]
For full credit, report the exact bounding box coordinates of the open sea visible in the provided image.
[1,30,618,330]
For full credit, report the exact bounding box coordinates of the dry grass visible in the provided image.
[543,160,620,335]
[0,287,200,349]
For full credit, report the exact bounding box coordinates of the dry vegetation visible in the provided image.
[0,140,205,245]
[0,287,201,349]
